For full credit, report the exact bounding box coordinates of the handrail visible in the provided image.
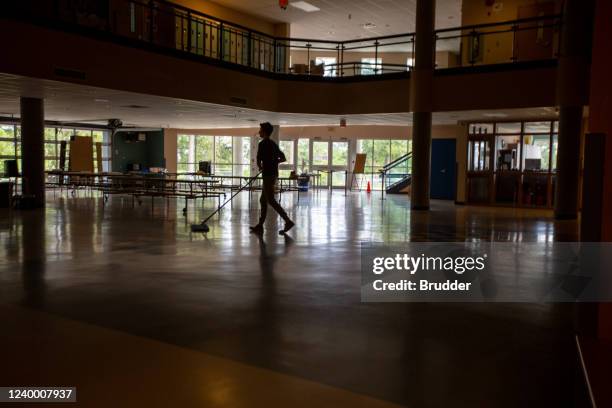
[382,152,412,172]
[4,0,562,78]
[435,14,562,35]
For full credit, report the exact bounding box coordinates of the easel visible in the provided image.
[349,153,367,191]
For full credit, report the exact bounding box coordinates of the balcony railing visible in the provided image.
[5,0,562,78]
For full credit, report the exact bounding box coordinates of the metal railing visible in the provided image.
[380,152,412,196]
[5,0,562,78]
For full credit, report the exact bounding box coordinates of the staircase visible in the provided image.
[380,152,412,194]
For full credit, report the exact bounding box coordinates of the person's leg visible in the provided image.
[266,178,294,233]
[258,186,268,225]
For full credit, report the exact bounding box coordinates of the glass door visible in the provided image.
[331,141,348,187]
[312,140,330,187]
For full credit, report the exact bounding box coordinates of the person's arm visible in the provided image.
[256,143,263,170]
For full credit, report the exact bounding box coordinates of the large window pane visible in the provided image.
[44,127,56,141]
[332,141,348,166]
[0,140,15,157]
[0,125,14,139]
[522,134,551,171]
[44,142,57,159]
[57,129,75,141]
[494,135,521,171]
[297,139,309,172]
[177,135,191,166]
[312,141,329,165]
[495,122,521,134]
[524,121,552,134]
[551,134,558,171]
[331,170,346,187]
[390,140,408,160]
[240,137,251,164]
[373,140,390,166]
[92,130,104,144]
[279,140,294,165]
[357,139,374,167]
[214,136,232,164]
[195,135,213,162]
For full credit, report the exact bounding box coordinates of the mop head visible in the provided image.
[191,223,210,233]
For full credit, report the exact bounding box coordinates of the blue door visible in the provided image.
[430,139,456,200]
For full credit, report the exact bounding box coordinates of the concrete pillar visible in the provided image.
[20,97,45,207]
[554,0,594,219]
[410,0,435,210]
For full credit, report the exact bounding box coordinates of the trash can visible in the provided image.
[297,175,310,192]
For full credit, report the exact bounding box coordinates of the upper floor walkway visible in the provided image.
[1,0,577,115]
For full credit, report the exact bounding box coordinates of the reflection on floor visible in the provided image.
[0,191,581,407]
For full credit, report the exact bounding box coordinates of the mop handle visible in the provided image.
[200,172,262,224]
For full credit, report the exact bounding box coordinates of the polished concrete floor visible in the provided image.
[0,190,582,407]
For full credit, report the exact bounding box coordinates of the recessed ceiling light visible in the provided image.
[362,22,377,29]
[290,1,320,12]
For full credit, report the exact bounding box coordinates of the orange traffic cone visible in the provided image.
[366,181,371,193]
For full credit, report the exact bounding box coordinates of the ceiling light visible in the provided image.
[482,112,508,118]
[94,98,109,103]
[362,22,377,29]
[290,1,320,12]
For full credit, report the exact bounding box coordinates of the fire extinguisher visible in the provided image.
[279,0,288,9]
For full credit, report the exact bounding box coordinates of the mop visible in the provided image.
[190,172,262,233]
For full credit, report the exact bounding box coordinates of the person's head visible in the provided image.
[259,122,274,139]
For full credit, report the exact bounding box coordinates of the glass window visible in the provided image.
[470,123,494,135]
[44,142,57,159]
[494,135,521,171]
[357,139,374,168]
[279,140,294,165]
[195,135,213,162]
[495,122,522,134]
[390,140,408,160]
[331,171,346,187]
[0,140,15,157]
[331,141,348,166]
[524,121,552,134]
[0,125,14,140]
[44,128,56,141]
[57,128,75,141]
[522,134,550,171]
[92,130,104,144]
[312,141,329,165]
[551,134,558,171]
[297,138,309,173]
[361,58,382,75]
[177,135,191,167]
[373,140,390,166]
[315,57,337,77]
[214,136,232,164]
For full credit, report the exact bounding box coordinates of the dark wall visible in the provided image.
[0,19,559,115]
[112,130,164,172]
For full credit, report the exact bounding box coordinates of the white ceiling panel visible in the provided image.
[209,0,462,41]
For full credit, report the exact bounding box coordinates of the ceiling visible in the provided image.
[210,0,463,41]
[0,73,557,129]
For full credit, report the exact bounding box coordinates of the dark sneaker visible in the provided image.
[250,224,264,234]
[279,220,295,235]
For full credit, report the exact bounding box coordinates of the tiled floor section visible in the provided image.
[0,191,581,407]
